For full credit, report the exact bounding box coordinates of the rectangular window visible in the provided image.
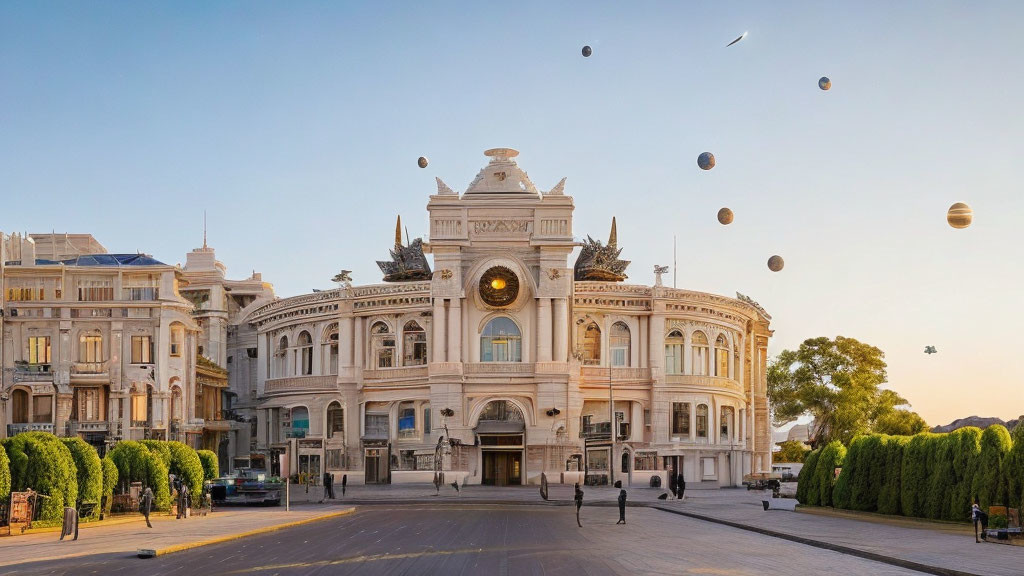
[423,405,431,435]
[32,395,52,423]
[170,327,183,357]
[702,457,717,479]
[80,335,103,363]
[697,406,708,439]
[123,287,159,301]
[365,413,388,438]
[326,449,344,470]
[28,336,51,365]
[131,336,153,364]
[671,402,690,436]
[328,408,344,439]
[132,394,148,423]
[716,349,730,378]
[611,347,627,367]
[633,452,657,471]
[643,409,651,427]
[77,388,101,421]
[398,407,416,438]
[77,280,113,302]
[587,448,609,471]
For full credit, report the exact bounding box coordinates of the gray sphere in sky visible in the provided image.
[697,152,716,170]
[819,77,831,90]
[417,156,429,169]
[767,255,785,272]
[582,45,592,57]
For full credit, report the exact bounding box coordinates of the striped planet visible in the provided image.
[946,202,972,229]
[717,208,734,225]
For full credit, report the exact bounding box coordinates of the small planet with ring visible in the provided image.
[417,156,429,169]
[717,208,734,225]
[697,152,716,171]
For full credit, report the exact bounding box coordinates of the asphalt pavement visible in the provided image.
[8,504,931,576]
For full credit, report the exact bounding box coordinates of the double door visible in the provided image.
[482,450,522,486]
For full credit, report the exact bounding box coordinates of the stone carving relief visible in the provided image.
[472,220,532,235]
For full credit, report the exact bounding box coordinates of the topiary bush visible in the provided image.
[816,441,845,507]
[140,439,172,470]
[166,441,204,498]
[900,433,932,518]
[197,450,219,481]
[109,440,170,510]
[948,427,982,521]
[0,439,10,502]
[877,435,909,515]
[974,425,1012,510]
[1,432,78,522]
[101,454,118,513]
[925,433,954,519]
[1004,423,1024,509]
[832,437,861,510]
[797,449,821,505]
[61,437,103,519]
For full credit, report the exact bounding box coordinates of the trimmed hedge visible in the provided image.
[109,441,170,510]
[814,441,846,507]
[974,425,1012,510]
[797,449,820,505]
[1008,423,1024,508]
[167,441,204,497]
[140,440,173,470]
[0,440,10,502]
[1,432,78,521]
[101,454,118,513]
[197,450,219,481]
[61,437,103,519]
[877,435,909,515]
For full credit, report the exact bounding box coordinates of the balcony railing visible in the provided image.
[13,363,54,382]
[581,421,612,438]
[463,363,535,376]
[264,375,336,394]
[8,423,55,435]
[580,366,651,382]
[72,362,109,375]
[66,420,109,435]
[363,366,429,381]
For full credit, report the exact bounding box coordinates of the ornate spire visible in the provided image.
[608,217,617,249]
[377,217,432,282]
[394,215,402,247]
[573,218,630,282]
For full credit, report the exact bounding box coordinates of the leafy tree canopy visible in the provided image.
[774,440,810,463]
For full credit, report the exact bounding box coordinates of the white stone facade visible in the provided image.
[247,149,773,487]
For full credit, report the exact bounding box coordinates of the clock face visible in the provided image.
[479,266,519,307]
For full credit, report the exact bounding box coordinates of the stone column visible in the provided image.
[648,315,665,373]
[552,298,568,362]
[432,299,446,363]
[638,316,648,368]
[536,298,552,362]
[339,316,354,368]
[447,300,461,363]
[683,330,692,375]
[353,317,364,369]
[689,403,696,443]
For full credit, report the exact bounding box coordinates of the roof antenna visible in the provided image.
[203,210,208,249]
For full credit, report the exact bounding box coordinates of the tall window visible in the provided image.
[275,336,289,377]
[131,335,153,364]
[123,275,159,301]
[481,317,522,362]
[671,402,690,436]
[720,406,734,442]
[423,404,431,436]
[79,333,103,362]
[327,402,344,439]
[715,334,730,377]
[610,322,630,367]
[170,387,183,422]
[323,325,339,375]
[290,406,310,438]
[371,322,395,368]
[398,401,416,439]
[297,331,313,375]
[32,395,52,423]
[691,331,709,376]
[28,336,51,365]
[77,387,103,421]
[131,392,148,424]
[11,389,29,423]
[170,326,184,357]
[583,323,601,365]
[696,404,709,439]
[402,321,427,366]
[77,279,113,301]
[665,330,684,374]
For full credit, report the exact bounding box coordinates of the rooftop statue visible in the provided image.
[377,215,432,282]
[574,217,630,282]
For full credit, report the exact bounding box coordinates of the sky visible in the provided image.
[2,1,1022,426]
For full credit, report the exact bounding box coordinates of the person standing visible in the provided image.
[616,489,627,525]
[972,501,988,543]
[59,506,79,541]
[341,474,348,498]
[574,483,584,528]
[140,487,154,529]
[177,483,190,519]
[677,474,686,500]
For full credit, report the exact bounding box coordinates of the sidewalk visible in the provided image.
[0,505,353,568]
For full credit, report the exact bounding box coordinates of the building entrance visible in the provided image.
[364,448,389,484]
[482,450,522,486]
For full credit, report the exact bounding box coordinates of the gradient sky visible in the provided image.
[3,1,1022,426]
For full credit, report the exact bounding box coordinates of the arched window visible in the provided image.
[720,406,734,442]
[691,331,709,376]
[371,322,395,368]
[402,321,427,366]
[478,400,525,423]
[297,331,313,375]
[480,317,522,362]
[290,406,309,438]
[170,386,183,422]
[79,332,103,363]
[715,334,730,377]
[11,389,29,424]
[170,324,185,357]
[322,324,339,375]
[326,401,344,440]
[610,322,630,367]
[665,330,684,375]
[275,336,289,378]
[583,323,601,366]
[696,404,709,439]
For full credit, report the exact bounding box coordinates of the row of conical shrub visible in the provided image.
[798,424,1024,522]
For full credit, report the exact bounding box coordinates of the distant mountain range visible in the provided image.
[931,416,1021,434]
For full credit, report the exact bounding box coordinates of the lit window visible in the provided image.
[78,279,113,301]
[131,335,153,364]
[79,333,103,363]
[715,334,730,377]
[480,317,522,362]
[672,402,690,436]
[28,336,51,365]
[170,326,184,357]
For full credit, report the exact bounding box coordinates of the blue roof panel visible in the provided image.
[32,254,167,267]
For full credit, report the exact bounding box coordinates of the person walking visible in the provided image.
[971,501,988,543]
[140,487,154,529]
[677,474,686,500]
[177,483,190,519]
[574,483,584,528]
[616,489,627,525]
[341,474,347,498]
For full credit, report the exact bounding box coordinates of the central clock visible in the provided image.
[479,266,519,307]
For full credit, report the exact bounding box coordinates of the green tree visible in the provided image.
[1005,423,1024,508]
[948,427,982,520]
[816,441,846,507]
[974,425,1012,510]
[873,408,929,436]
[797,449,820,505]
[1,432,78,521]
[0,439,10,502]
[197,450,219,481]
[877,435,909,515]
[768,337,889,448]
[832,436,862,510]
[61,437,103,519]
[926,434,954,519]
[140,439,172,469]
[166,441,204,497]
[101,454,118,514]
[109,441,170,510]
[774,440,810,463]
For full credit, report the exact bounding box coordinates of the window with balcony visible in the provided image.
[398,402,416,439]
[297,331,313,375]
[582,322,601,365]
[364,413,389,438]
[671,402,690,436]
[402,321,427,366]
[11,389,29,423]
[170,326,184,357]
[32,395,52,423]
[7,278,61,301]
[610,322,630,367]
[77,279,113,302]
[327,402,344,439]
[715,334,730,377]
[131,335,153,364]
[480,317,522,362]
[289,406,309,438]
[79,333,103,363]
[691,331,710,376]
[28,336,51,365]
[665,330,684,374]
[371,322,395,368]
[696,404,709,439]
[721,406,734,442]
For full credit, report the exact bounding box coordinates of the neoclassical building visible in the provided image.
[248,148,773,487]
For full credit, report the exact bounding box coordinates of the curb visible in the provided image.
[153,508,356,557]
[652,506,983,576]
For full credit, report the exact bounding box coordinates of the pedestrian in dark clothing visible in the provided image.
[322,472,334,501]
[341,474,347,498]
[616,489,627,524]
[972,501,989,543]
[574,483,584,528]
[677,474,686,500]
[140,487,154,528]
[60,506,79,541]
[177,484,190,519]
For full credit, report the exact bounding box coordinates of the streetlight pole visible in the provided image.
[608,364,614,487]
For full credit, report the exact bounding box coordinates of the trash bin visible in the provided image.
[650,475,661,488]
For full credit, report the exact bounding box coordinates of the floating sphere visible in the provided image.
[819,77,831,91]
[417,156,429,169]
[946,202,972,229]
[767,255,784,272]
[582,45,592,57]
[717,207,734,225]
[697,152,716,170]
